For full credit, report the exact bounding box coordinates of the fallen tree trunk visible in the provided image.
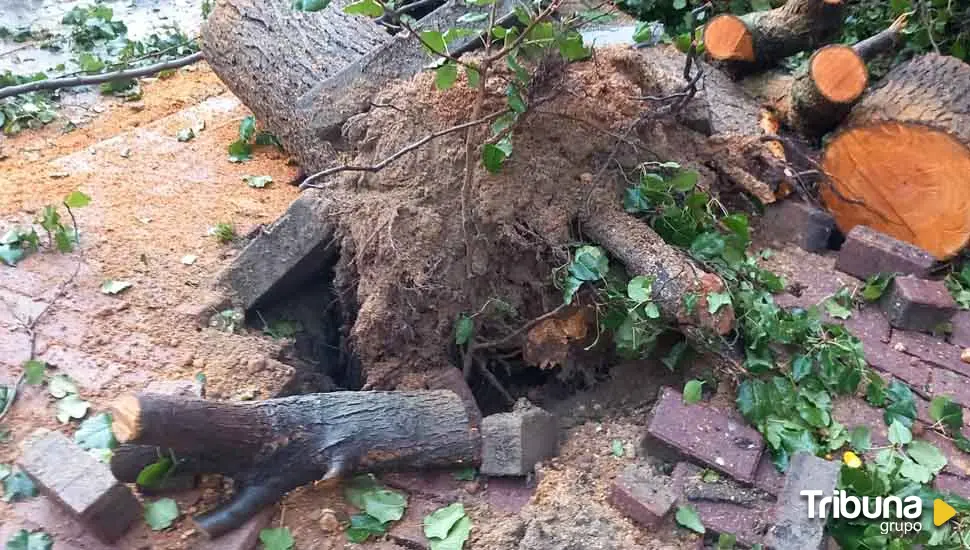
[820,53,970,259]
[703,0,845,73]
[110,391,479,538]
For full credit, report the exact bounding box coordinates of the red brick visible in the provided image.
[891,330,970,378]
[843,306,891,345]
[935,473,970,499]
[753,454,785,496]
[770,251,856,311]
[929,368,970,409]
[484,477,534,514]
[647,387,764,483]
[950,311,970,349]
[832,398,890,447]
[11,496,145,550]
[864,340,931,391]
[608,464,678,528]
[920,430,970,478]
[761,201,836,253]
[671,463,774,547]
[881,276,957,332]
[381,471,463,503]
[19,431,141,543]
[197,506,274,550]
[836,226,935,280]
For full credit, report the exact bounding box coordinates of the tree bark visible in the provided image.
[821,53,970,259]
[110,391,480,538]
[704,0,845,73]
[201,0,388,160]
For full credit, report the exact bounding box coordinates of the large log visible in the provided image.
[821,53,970,259]
[110,391,479,538]
[703,0,845,73]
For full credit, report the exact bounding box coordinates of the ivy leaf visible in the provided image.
[883,380,917,427]
[260,527,295,550]
[144,498,179,530]
[343,0,384,16]
[707,292,732,314]
[292,0,331,10]
[75,412,117,450]
[435,62,459,90]
[0,244,25,266]
[243,175,273,188]
[100,280,132,295]
[668,170,699,192]
[930,395,964,432]
[556,31,590,61]
[56,394,90,423]
[610,438,624,457]
[661,340,689,371]
[683,380,704,405]
[791,355,812,382]
[0,464,10,480]
[718,533,737,549]
[430,515,471,550]
[825,300,852,320]
[420,30,447,55]
[862,273,894,302]
[238,115,256,141]
[136,457,174,489]
[454,315,473,345]
[562,276,582,305]
[888,419,912,446]
[690,232,725,261]
[23,360,46,385]
[48,374,78,398]
[506,83,526,113]
[346,514,386,542]
[568,246,609,281]
[2,470,38,502]
[5,529,53,550]
[675,505,705,534]
[464,66,480,88]
[907,440,947,474]
[482,143,509,173]
[627,275,654,303]
[850,426,871,452]
[424,502,466,539]
[897,455,932,484]
[452,467,476,481]
[360,488,407,523]
[63,190,91,208]
[228,140,253,162]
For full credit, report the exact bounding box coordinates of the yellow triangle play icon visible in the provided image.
[935,499,957,526]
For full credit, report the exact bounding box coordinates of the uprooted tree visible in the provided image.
[110,0,970,536]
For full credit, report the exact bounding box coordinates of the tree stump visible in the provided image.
[821,54,970,259]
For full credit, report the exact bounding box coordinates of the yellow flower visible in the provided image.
[843,451,862,469]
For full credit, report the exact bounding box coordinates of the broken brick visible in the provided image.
[672,463,774,547]
[198,506,274,550]
[19,431,141,543]
[484,477,534,514]
[881,276,957,332]
[480,402,558,477]
[836,226,935,280]
[765,452,839,550]
[761,200,836,252]
[609,463,678,528]
[646,387,764,483]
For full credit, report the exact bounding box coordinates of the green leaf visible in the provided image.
[176,127,195,142]
[424,502,466,539]
[556,31,590,61]
[0,464,10,480]
[930,395,964,432]
[429,515,471,550]
[2,470,37,502]
[673,0,687,8]
[63,190,91,208]
[683,380,704,405]
[420,30,447,55]
[907,440,947,474]
[75,412,117,450]
[668,170,699,192]
[136,457,175,489]
[455,315,473,345]
[897,455,932,484]
[435,63,459,90]
[360,488,407,523]
[457,12,489,23]
[144,498,179,530]
[0,244,25,266]
[452,467,476,481]
[718,533,737,549]
[243,175,273,188]
[239,115,256,141]
[346,514,386,542]
[464,66,480,88]
[850,426,871,452]
[229,140,253,162]
[883,380,917,427]
[661,340,689,371]
[48,374,78,398]
[562,276,582,305]
[5,529,53,550]
[482,143,509,173]
[862,273,894,302]
[706,292,731,314]
[100,280,132,295]
[888,419,912,446]
[506,83,526,113]
[690,232,725,261]
[259,527,295,550]
[569,246,609,281]
[56,394,90,423]
[791,355,812,382]
[675,505,705,534]
[23,360,46,385]
[610,439,624,457]
[343,0,384,16]
[627,275,654,303]
[825,300,852,320]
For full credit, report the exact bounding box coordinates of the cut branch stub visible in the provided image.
[787,44,868,138]
[111,391,480,538]
[704,0,845,73]
[821,53,970,259]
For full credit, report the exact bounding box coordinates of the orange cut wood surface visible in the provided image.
[811,45,867,103]
[704,15,755,62]
[822,122,970,259]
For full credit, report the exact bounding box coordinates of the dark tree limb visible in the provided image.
[111,391,480,538]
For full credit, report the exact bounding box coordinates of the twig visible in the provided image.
[0,52,204,99]
[300,110,509,190]
[475,357,515,405]
[486,0,563,63]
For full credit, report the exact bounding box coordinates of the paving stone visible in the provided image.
[949,310,970,349]
[484,477,534,514]
[381,470,463,503]
[765,452,840,550]
[890,330,970,378]
[646,387,764,483]
[761,201,836,252]
[480,401,558,477]
[928,367,970,409]
[608,463,679,528]
[672,462,774,547]
[842,306,891,345]
[864,340,931,391]
[832,398,891,447]
[19,431,141,543]
[919,430,970,478]
[197,505,275,550]
[836,226,936,280]
[10,496,146,550]
[935,472,970,499]
[881,276,957,332]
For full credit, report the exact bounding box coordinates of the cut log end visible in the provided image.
[811,45,867,104]
[111,394,141,443]
[822,122,970,259]
[704,14,755,62]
